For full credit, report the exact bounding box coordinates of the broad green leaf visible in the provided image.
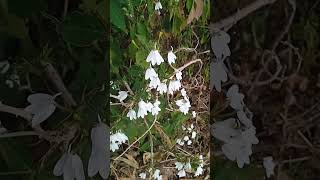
[110,0,126,32]
[135,51,148,68]
[60,12,105,46]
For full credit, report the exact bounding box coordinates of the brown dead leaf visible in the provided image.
[187,0,204,24]
[117,155,139,169]
[143,152,151,164]
[154,124,172,148]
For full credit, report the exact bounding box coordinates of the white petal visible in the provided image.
[53,153,68,176]
[167,51,176,64]
[72,154,85,180]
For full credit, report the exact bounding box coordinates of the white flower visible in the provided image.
[182,126,186,131]
[263,156,276,178]
[176,138,184,146]
[192,111,196,118]
[145,67,158,80]
[187,140,192,145]
[110,131,128,152]
[149,76,161,89]
[146,50,164,66]
[139,172,147,179]
[154,1,162,11]
[88,119,109,179]
[211,118,241,143]
[53,151,85,180]
[177,169,186,178]
[127,109,137,120]
[25,93,60,127]
[157,83,167,95]
[116,91,128,102]
[180,88,187,98]
[175,71,182,80]
[237,110,252,127]
[0,61,10,74]
[210,61,228,92]
[211,29,231,59]
[146,102,154,112]
[185,162,192,171]
[194,165,204,177]
[153,169,162,180]
[191,131,197,139]
[176,98,191,114]
[137,100,149,118]
[175,162,184,171]
[168,80,181,94]
[167,50,177,64]
[151,100,161,116]
[226,84,245,110]
[183,136,189,141]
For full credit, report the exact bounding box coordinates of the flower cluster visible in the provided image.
[176,124,197,146]
[210,29,259,168]
[110,131,128,152]
[175,161,192,178]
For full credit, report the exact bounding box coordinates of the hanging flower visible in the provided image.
[175,71,182,80]
[176,98,191,114]
[146,50,164,66]
[149,76,161,89]
[145,67,158,80]
[88,117,109,179]
[153,169,162,180]
[226,84,245,110]
[154,1,162,11]
[210,61,228,92]
[168,80,181,95]
[151,100,161,116]
[115,91,128,102]
[167,50,177,64]
[110,131,128,152]
[137,100,149,118]
[127,109,137,120]
[211,29,231,59]
[263,156,276,178]
[53,150,85,180]
[25,93,60,127]
[157,82,167,95]
[192,111,197,118]
[139,172,147,179]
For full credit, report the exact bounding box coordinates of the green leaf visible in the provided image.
[110,0,126,32]
[60,11,105,46]
[5,15,28,39]
[135,51,148,68]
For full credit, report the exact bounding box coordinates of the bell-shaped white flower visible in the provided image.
[175,71,182,80]
[110,131,128,152]
[194,165,204,177]
[145,67,158,80]
[127,109,137,120]
[192,111,196,118]
[146,50,164,66]
[168,80,181,95]
[210,61,228,92]
[25,93,60,127]
[211,29,231,59]
[176,138,184,146]
[167,50,176,64]
[180,88,187,98]
[176,98,191,114]
[211,118,241,143]
[263,156,276,178]
[137,100,149,118]
[226,84,245,110]
[149,76,161,89]
[115,91,128,102]
[177,169,186,178]
[153,169,162,180]
[151,100,161,116]
[157,82,167,95]
[191,131,197,139]
[88,119,110,179]
[139,172,147,179]
[237,110,252,127]
[53,151,85,180]
[154,1,162,11]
